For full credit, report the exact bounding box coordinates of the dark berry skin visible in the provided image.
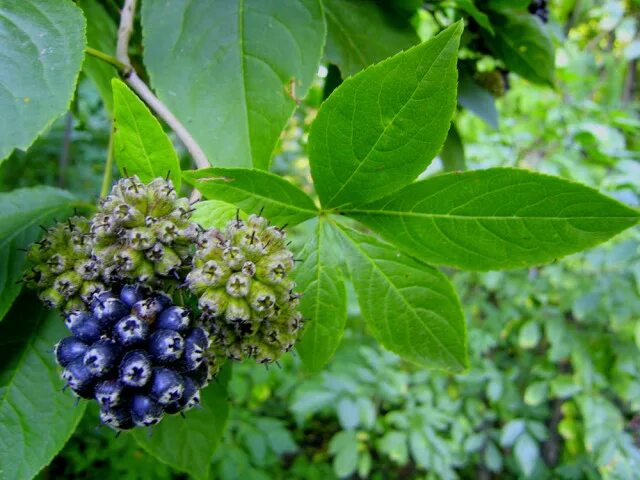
[55,336,88,367]
[95,379,125,409]
[148,329,184,363]
[69,314,103,343]
[62,358,96,399]
[187,362,210,388]
[83,339,121,377]
[182,328,208,370]
[157,306,191,332]
[131,394,164,427]
[119,350,153,387]
[119,284,150,307]
[64,310,92,331]
[150,367,185,405]
[100,406,134,431]
[92,296,129,328]
[132,298,165,323]
[113,315,149,346]
[164,376,200,414]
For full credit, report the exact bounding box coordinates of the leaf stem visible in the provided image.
[116,0,210,170]
[100,126,115,198]
[85,47,131,76]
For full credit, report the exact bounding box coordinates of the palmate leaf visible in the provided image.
[293,219,347,372]
[309,22,463,209]
[334,222,467,371]
[183,167,317,226]
[133,364,231,480]
[344,168,640,271]
[141,0,325,170]
[0,0,85,162]
[0,296,87,480]
[112,79,182,190]
[0,186,78,322]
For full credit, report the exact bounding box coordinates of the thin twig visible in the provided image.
[86,47,131,75]
[100,126,115,198]
[116,0,210,170]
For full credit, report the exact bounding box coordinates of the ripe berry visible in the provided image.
[131,394,164,427]
[157,306,191,332]
[95,379,125,409]
[119,284,150,306]
[83,339,121,377]
[148,329,184,363]
[100,406,134,431]
[55,337,89,367]
[69,314,102,343]
[62,358,95,399]
[113,315,149,346]
[119,350,153,387]
[150,367,185,405]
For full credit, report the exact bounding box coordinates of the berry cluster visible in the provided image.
[57,285,215,430]
[528,0,549,23]
[187,214,303,364]
[24,176,304,431]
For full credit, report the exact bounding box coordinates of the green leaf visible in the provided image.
[309,22,463,209]
[514,433,539,477]
[78,0,117,113]
[133,364,231,480]
[458,72,498,129]
[323,0,419,78]
[440,124,465,172]
[378,431,409,464]
[345,168,640,271]
[0,0,86,161]
[141,0,325,170]
[0,187,77,322]
[484,11,554,86]
[294,219,347,372]
[191,200,244,229]
[334,222,467,371]
[0,296,87,479]
[500,419,525,447]
[183,167,317,226]
[488,0,531,11]
[329,431,359,477]
[112,79,181,190]
[454,0,494,34]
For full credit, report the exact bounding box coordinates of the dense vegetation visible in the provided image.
[1,0,639,479]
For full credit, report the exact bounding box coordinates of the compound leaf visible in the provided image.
[345,168,640,271]
[335,222,467,371]
[0,0,85,161]
[309,22,463,208]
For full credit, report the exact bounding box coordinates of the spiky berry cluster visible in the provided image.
[56,285,216,430]
[186,214,304,364]
[528,0,549,23]
[23,217,106,313]
[24,176,305,431]
[93,177,200,283]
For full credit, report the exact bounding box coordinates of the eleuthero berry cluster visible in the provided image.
[24,176,304,431]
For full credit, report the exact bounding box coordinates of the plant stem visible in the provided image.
[116,0,210,170]
[85,47,131,75]
[100,126,115,198]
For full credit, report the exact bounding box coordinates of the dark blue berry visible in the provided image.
[119,350,152,387]
[54,336,88,367]
[64,310,92,331]
[164,376,200,414]
[181,327,209,370]
[119,284,150,307]
[154,292,173,310]
[131,394,164,427]
[187,362,210,388]
[83,339,121,377]
[150,367,185,405]
[157,306,191,332]
[113,314,149,346]
[148,329,184,363]
[92,296,129,328]
[62,358,96,398]
[69,314,103,343]
[132,297,165,323]
[100,406,134,431]
[95,379,125,409]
